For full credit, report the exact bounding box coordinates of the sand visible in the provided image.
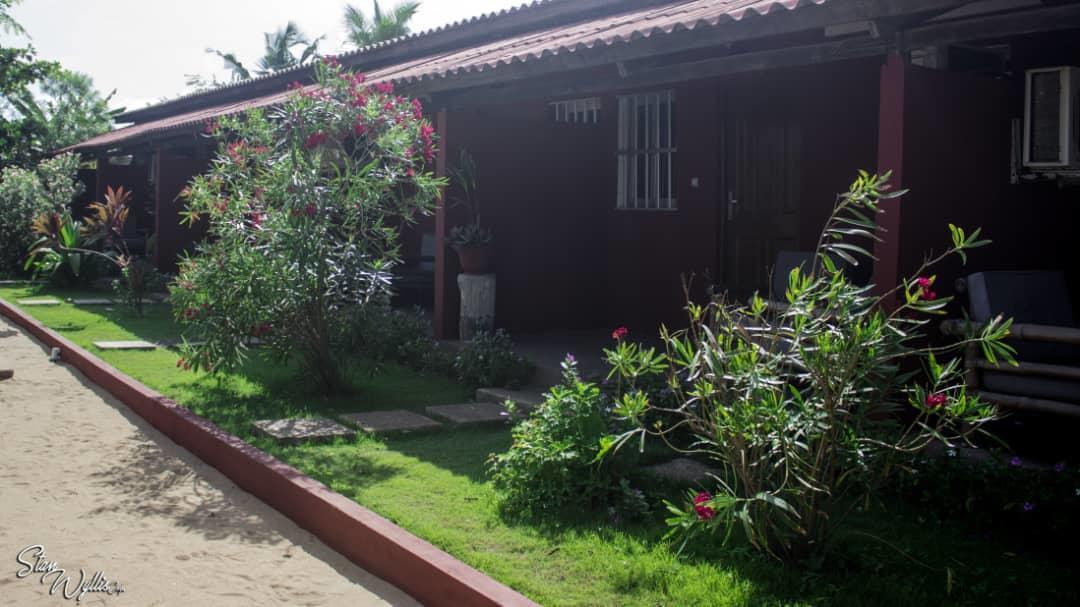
[0,316,419,606]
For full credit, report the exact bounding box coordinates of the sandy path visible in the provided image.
[0,316,419,606]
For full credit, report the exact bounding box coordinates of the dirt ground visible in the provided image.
[0,315,418,606]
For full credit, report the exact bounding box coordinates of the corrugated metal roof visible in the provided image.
[67,0,826,152]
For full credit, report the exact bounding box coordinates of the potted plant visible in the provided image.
[448,149,494,274]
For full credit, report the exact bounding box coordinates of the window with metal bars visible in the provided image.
[617,91,676,210]
[550,97,601,124]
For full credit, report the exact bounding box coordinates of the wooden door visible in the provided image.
[721,93,802,301]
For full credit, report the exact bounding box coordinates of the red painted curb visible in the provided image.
[0,299,540,607]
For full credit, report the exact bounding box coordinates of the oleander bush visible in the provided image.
[169,58,441,392]
[601,172,1017,561]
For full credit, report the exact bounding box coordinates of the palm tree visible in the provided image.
[204,21,322,84]
[255,21,323,75]
[0,0,26,37]
[206,49,251,81]
[344,1,420,48]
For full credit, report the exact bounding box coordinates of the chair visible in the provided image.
[942,270,1080,417]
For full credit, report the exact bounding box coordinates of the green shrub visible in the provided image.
[0,152,82,277]
[350,304,452,373]
[895,453,1080,556]
[453,329,533,388]
[488,356,636,515]
[601,172,1016,561]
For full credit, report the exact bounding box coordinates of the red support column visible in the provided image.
[873,53,907,303]
[433,109,450,339]
[152,146,164,268]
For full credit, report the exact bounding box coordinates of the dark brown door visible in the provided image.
[720,90,802,301]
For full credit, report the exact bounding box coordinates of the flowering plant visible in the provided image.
[601,172,1016,560]
[170,59,442,391]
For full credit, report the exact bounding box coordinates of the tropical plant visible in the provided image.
[600,172,1016,561]
[0,152,82,276]
[24,208,94,284]
[344,1,420,48]
[446,148,494,248]
[169,59,441,392]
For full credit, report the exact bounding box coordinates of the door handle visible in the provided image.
[727,191,738,221]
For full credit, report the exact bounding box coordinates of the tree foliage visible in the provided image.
[344,1,420,47]
[170,59,441,392]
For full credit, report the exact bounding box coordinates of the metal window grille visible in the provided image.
[617,91,676,210]
[550,97,601,124]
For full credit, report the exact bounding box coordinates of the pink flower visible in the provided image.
[611,326,629,341]
[925,392,947,408]
[375,81,394,94]
[693,491,716,521]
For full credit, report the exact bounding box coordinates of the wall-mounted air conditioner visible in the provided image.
[1023,66,1080,170]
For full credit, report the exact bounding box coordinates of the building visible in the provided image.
[64,0,1080,345]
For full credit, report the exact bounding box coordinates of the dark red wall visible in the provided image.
[155,147,211,272]
[894,31,1080,313]
[436,58,882,336]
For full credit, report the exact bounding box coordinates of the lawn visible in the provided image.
[2,284,1076,606]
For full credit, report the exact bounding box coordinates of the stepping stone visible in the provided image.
[72,298,115,305]
[0,369,12,381]
[339,410,442,435]
[17,298,60,306]
[92,340,158,351]
[252,418,355,444]
[643,458,721,486]
[475,387,544,412]
[425,403,513,426]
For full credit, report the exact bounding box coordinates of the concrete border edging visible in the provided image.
[0,299,539,607]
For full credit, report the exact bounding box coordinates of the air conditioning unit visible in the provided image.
[1023,66,1080,170]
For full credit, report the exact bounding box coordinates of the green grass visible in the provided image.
[3,284,1076,606]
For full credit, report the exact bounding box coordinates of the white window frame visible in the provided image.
[617,90,676,210]
[550,97,601,124]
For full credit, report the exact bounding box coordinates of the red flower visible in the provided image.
[353,121,367,136]
[915,276,937,301]
[323,55,339,68]
[250,212,264,228]
[303,132,329,150]
[611,326,629,341]
[287,81,304,91]
[412,98,423,119]
[925,392,947,408]
[693,491,716,521]
[375,81,394,94]
[304,203,317,217]
[203,119,219,135]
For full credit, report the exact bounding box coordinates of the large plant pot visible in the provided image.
[455,244,494,274]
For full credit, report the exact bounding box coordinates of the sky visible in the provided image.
[3,0,524,111]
